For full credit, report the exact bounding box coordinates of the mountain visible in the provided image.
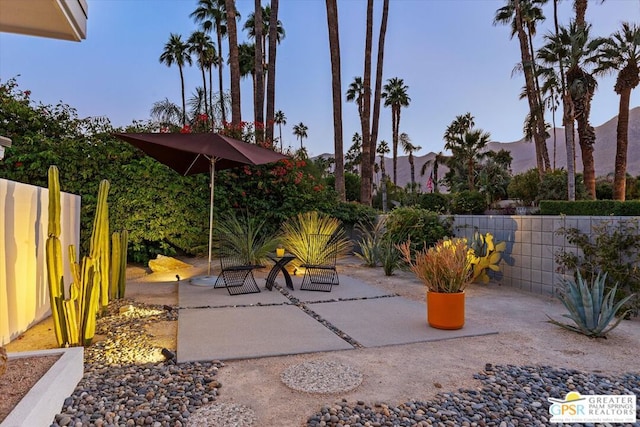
[344,107,640,192]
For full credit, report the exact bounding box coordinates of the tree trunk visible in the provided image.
[179,65,186,127]
[325,0,345,201]
[226,0,241,125]
[514,0,546,177]
[360,0,374,206]
[563,94,577,201]
[392,106,398,184]
[613,88,631,200]
[266,0,279,145]
[574,92,596,199]
[217,28,226,125]
[369,0,389,179]
[201,66,209,125]
[254,0,264,140]
[409,153,415,187]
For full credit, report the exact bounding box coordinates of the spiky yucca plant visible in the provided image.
[280,211,351,270]
[354,216,387,267]
[547,271,635,338]
[215,213,280,265]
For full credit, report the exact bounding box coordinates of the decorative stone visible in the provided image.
[148,255,192,273]
[281,359,363,394]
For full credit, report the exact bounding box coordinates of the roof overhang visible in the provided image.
[0,0,88,42]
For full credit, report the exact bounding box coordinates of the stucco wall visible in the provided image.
[1,178,80,345]
[452,215,640,295]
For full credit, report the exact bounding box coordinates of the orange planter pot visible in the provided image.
[426,291,465,330]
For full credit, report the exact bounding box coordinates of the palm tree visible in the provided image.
[494,0,550,176]
[159,33,192,126]
[593,22,640,200]
[444,114,491,191]
[346,77,365,120]
[382,77,410,185]
[251,1,264,131]
[325,0,345,201]
[359,0,374,206]
[191,0,233,124]
[400,132,421,189]
[150,98,182,130]
[293,122,308,149]
[265,0,281,145]
[244,4,285,126]
[564,22,599,199]
[274,110,286,150]
[369,0,390,196]
[188,31,215,129]
[345,132,362,174]
[243,5,285,62]
[225,0,241,125]
[377,140,390,212]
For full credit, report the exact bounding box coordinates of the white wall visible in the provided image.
[1,178,80,345]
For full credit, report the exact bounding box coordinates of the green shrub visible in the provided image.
[384,207,453,250]
[354,217,387,267]
[418,193,450,213]
[555,219,640,316]
[450,190,487,214]
[536,169,587,202]
[539,200,640,216]
[508,168,540,206]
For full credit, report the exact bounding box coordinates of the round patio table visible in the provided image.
[265,254,296,291]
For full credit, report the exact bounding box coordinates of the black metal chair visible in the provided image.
[300,233,340,292]
[214,239,262,295]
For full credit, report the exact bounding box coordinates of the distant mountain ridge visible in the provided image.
[319,107,640,192]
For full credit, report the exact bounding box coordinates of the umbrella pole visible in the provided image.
[208,159,216,276]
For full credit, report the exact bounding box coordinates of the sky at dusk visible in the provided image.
[0,0,638,158]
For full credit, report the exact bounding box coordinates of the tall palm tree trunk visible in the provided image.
[409,153,415,186]
[208,66,214,129]
[253,0,264,139]
[217,29,226,125]
[325,0,345,201]
[613,86,632,200]
[574,92,596,198]
[369,0,389,177]
[514,0,546,178]
[179,65,187,126]
[200,66,209,123]
[266,0,279,144]
[226,0,241,125]
[360,0,374,205]
[392,107,398,184]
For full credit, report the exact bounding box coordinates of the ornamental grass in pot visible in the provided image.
[398,238,473,329]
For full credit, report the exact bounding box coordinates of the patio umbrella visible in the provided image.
[114,132,287,277]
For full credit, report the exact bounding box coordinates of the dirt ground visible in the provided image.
[6,256,640,426]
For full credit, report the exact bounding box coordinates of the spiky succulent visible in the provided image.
[547,271,635,338]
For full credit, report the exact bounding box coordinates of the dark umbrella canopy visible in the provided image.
[113,132,286,175]
[114,132,287,277]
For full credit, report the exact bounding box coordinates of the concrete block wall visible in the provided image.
[451,215,640,296]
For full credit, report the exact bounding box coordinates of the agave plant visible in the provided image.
[215,213,280,266]
[547,271,635,338]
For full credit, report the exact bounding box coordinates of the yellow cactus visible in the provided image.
[469,232,506,283]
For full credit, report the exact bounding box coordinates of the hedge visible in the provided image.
[539,200,640,216]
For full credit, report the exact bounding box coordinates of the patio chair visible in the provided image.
[214,238,262,295]
[299,233,340,292]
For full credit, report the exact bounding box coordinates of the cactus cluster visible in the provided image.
[45,165,128,347]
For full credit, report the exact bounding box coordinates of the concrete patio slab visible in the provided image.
[178,281,289,308]
[288,274,394,302]
[308,297,498,347]
[177,305,354,362]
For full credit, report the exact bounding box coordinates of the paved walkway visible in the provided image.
[177,274,497,362]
